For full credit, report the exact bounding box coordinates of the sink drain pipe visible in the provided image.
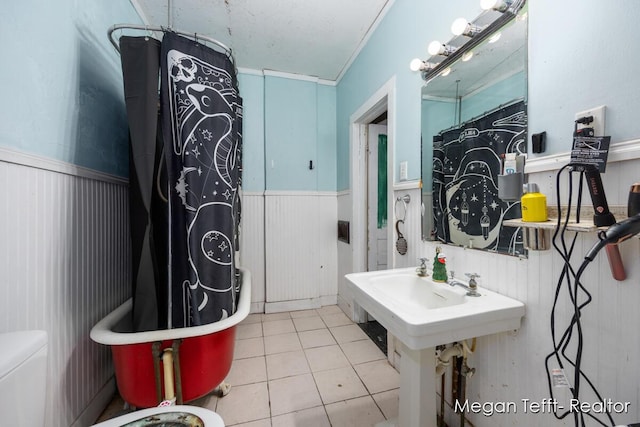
[435,340,476,427]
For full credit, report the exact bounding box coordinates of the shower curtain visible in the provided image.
[160,32,243,328]
[432,100,526,255]
[120,32,242,331]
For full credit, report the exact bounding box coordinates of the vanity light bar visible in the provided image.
[451,18,484,37]
[409,58,438,72]
[428,41,458,57]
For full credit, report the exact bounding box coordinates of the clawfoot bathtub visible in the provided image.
[91,268,251,408]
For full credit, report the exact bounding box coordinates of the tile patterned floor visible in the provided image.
[98,305,399,426]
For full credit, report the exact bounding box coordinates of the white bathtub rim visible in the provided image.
[90,268,252,346]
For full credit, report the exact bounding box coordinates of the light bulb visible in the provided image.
[428,41,444,56]
[410,58,424,72]
[480,0,510,12]
[462,51,474,62]
[440,67,451,77]
[488,32,502,43]
[451,18,470,36]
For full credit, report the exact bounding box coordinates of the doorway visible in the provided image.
[349,76,396,277]
[349,77,396,356]
[367,119,388,272]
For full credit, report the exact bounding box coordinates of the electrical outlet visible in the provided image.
[400,161,408,181]
[575,105,606,136]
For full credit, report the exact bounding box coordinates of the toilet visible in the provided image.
[0,330,48,426]
[92,405,225,426]
[0,330,224,427]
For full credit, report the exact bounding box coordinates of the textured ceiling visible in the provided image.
[132,0,389,81]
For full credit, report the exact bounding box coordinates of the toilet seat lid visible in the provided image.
[92,405,224,427]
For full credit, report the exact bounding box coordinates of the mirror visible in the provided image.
[421,4,528,257]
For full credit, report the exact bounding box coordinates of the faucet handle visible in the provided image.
[449,271,455,280]
[418,257,428,266]
[465,273,480,287]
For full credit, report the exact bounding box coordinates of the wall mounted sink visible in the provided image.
[345,268,525,427]
[346,268,525,351]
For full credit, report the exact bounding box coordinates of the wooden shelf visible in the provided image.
[503,205,628,234]
[502,218,598,233]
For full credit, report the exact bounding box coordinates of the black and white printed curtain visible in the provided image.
[160,32,243,328]
[120,32,242,332]
[432,100,526,256]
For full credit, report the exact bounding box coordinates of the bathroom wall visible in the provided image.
[0,1,140,426]
[238,70,338,312]
[337,0,640,425]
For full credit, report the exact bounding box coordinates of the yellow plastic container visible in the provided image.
[521,183,547,222]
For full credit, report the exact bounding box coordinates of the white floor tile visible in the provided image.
[340,339,386,365]
[304,345,350,372]
[225,356,267,386]
[271,406,330,427]
[264,332,302,355]
[241,313,263,325]
[298,329,336,349]
[263,319,296,336]
[262,312,291,322]
[353,359,399,394]
[372,388,399,420]
[330,324,369,344]
[266,350,310,379]
[215,382,270,425]
[289,309,319,319]
[228,418,271,427]
[319,312,352,328]
[292,315,327,332]
[312,366,368,404]
[234,337,265,359]
[268,374,323,416]
[316,305,344,316]
[236,323,263,340]
[324,396,386,427]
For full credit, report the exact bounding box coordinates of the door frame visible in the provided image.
[350,76,397,276]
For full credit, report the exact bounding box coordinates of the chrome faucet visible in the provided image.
[447,271,481,297]
[416,257,428,277]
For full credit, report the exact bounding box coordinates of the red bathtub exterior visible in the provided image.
[111,326,236,408]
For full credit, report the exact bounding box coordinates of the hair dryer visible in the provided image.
[585,213,640,261]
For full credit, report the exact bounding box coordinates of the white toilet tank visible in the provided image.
[0,330,48,426]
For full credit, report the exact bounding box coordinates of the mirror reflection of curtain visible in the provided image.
[433,100,526,255]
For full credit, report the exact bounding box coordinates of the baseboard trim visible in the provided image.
[264,294,338,313]
[250,302,265,314]
[71,377,116,427]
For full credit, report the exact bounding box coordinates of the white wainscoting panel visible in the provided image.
[417,158,640,427]
[0,159,129,427]
[392,187,422,269]
[240,192,265,313]
[264,191,337,312]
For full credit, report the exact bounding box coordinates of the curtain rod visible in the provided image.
[107,24,236,67]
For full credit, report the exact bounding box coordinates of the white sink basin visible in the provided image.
[346,267,525,427]
[346,268,525,350]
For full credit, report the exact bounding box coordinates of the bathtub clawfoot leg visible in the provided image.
[217,382,232,397]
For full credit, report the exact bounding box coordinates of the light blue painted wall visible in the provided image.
[336,1,482,190]
[238,73,265,192]
[338,0,640,190]
[459,72,525,123]
[528,0,640,156]
[265,76,318,191]
[241,73,336,192]
[0,0,141,177]
[317,84,338,191]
